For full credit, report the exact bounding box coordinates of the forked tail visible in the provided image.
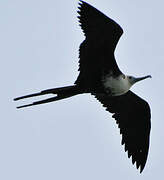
[14,85,81,108]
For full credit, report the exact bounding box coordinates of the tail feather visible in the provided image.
[14,85,80,108]
[14,85,77,101]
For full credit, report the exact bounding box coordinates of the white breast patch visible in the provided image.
[102,74,131,96]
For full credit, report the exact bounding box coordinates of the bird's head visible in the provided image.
[127,75,152,86]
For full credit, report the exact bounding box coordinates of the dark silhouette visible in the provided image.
[14,0,151,173]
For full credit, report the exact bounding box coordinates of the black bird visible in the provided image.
[14,0,151,173]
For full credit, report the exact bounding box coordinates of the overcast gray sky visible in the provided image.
[1,0,164,179]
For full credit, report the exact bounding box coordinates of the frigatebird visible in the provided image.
[14,0,151,173]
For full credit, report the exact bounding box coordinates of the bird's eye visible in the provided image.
[129,76,132,79]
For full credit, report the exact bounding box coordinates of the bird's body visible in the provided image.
[14,0,151,173]
[103,73,131,96]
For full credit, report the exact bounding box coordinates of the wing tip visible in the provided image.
[123,142,147,173]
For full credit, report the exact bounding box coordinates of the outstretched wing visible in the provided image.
[94,91,151,173]
[75,1,123,88]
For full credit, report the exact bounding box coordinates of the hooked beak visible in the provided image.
[135,75,152,83]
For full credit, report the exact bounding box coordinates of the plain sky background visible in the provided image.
[1,0,164,179]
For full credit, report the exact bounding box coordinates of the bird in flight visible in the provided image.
[14,0,151,173]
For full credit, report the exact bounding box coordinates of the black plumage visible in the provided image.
[94,91,151,172]
[14,0,151,173]
[76,1,123,91]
